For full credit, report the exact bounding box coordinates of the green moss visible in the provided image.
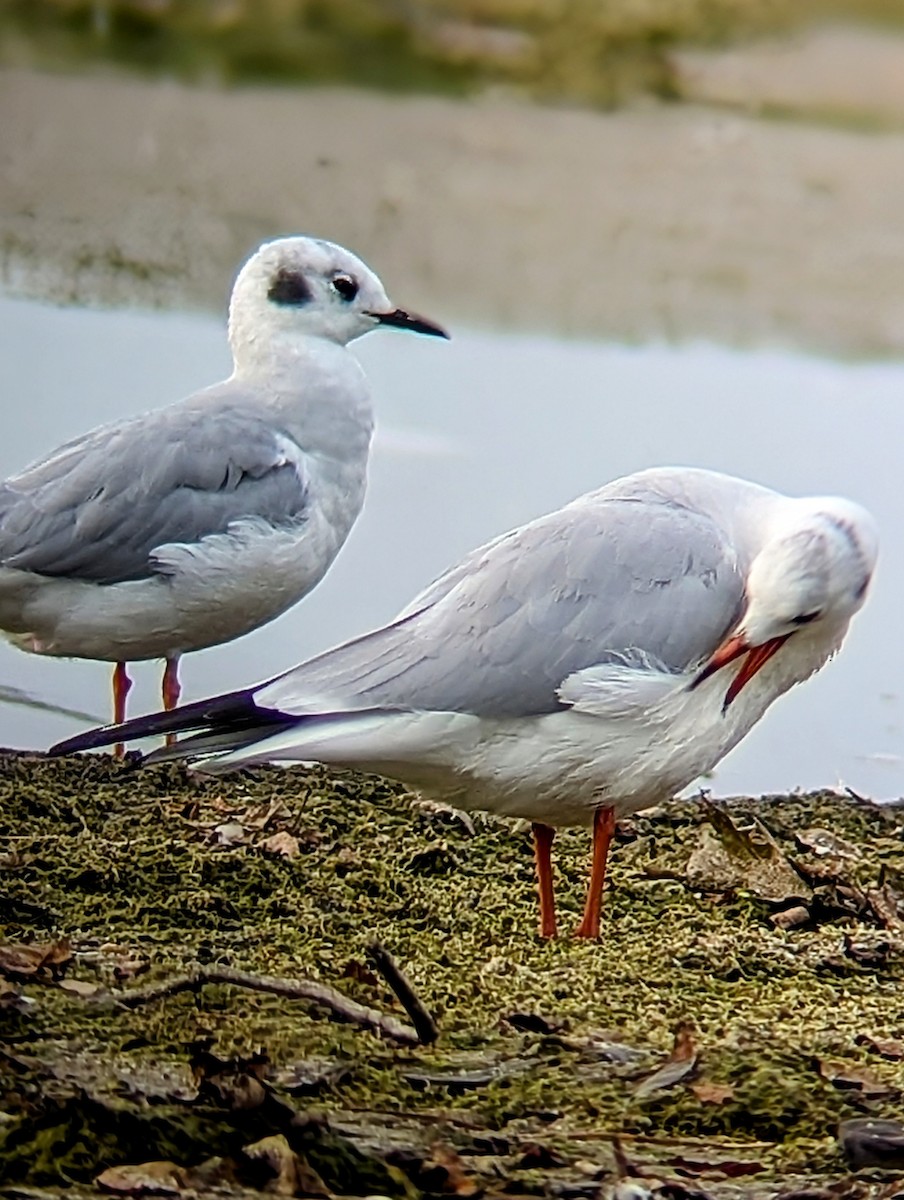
[2,754,904,1192]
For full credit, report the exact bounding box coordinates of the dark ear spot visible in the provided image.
[268,269,311,306]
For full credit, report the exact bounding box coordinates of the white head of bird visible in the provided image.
[742,498,878,648]
[227,235,447,367]
[692,496,877,708]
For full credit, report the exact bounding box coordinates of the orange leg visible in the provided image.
[532,821,558,938]
[574,805,616,940]
[112,661,132,760]
[162,656,181,747]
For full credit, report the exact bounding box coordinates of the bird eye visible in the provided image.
[332,274,358,302]
[791,610,821,626]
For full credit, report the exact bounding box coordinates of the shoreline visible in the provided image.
[3,63,904,356]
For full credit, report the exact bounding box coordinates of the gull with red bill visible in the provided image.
[51,466,876,938]
[0,235,447,744]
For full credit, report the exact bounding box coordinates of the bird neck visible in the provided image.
[229,330,374,473]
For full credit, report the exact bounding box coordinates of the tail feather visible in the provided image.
[48,686,283,756]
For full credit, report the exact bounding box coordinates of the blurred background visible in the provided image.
[1,0,904,797]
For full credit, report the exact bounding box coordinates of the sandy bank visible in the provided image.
[3,65,904,354]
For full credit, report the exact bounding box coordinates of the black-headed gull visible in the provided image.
[51,467,877,937]
[0,235,447,740]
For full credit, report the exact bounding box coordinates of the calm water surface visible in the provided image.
[1,292,902,799]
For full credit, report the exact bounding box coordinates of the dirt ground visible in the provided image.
[3,754,904,1197]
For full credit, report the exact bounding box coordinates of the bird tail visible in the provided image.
[48,687,293,759]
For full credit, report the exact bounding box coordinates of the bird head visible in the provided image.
[692,497,877,707]
[228,235,448,356]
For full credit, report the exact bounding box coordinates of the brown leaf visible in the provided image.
[770,905,810,930]
[96,1161,188,1195]
[260,831,301,858]
[213,820,246,846]
[340,958,380,987]
[244,798,288,830]
[58,978,100,997]
[690,1080,735,1104]
[422,1143,480,1196]
[0,937,72,982]
[665,1151,764,1177]
[843,934,893,969]
[795,828,861,860]
[685,805,811,903]
[243,1134,331,1197]
[192,1046,272,1110]
[633,1020,698,1098]
[855,1033,904,1060]
[517,1141,568,1169]
[817,1058,898,1100]
[112,954,151,982]
[866,882,904,930]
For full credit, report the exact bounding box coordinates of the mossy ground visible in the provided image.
[2,753,904,1195]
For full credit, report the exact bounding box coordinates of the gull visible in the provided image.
[0,235,447,738]
[51,466,877,937]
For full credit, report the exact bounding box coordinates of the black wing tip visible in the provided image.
[48,686,262,757]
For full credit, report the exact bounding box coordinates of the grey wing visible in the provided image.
[259,494,747,718]
[0,384,309,584]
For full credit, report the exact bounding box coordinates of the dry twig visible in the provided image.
[367,939,439,1045]
[110,963,422,1045]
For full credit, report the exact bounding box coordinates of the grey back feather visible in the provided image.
[259,485,750,719]
[0,382,309,584]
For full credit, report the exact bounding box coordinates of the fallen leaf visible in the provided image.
[260,830,300,858]
[112,954,151,982]
[866,882,904,930]
[423,1143,481,1195]
[192,1046,273,1110]
[795,828,861,859]
[58,978,100,997]
[517,1141,568,1169]
[770,905,810,930]
[689,1080,735,1104]
[243,1133,330,1197]
[213,821,245,846]
[633,1021,698,1098]
[0,937,72,982]
[96,1161,187,1195]
[844,934,893,969]
[271,1056,351,1095]
[340,958,380,987]
[685,805,811,903]
[244,798,288,829]
[817,1059,898,1100]
[855,1033,904,1060]
[665,1152,763,1177]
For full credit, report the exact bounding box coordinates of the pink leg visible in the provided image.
[162,656,181,747]
[532,822,558,938]
[112,661,132,760]
[574,806,616,940]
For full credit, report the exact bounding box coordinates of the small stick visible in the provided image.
[111,963,421,1046]
[366,939,439,1045]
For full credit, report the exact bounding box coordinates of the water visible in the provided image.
[1,291,902,800]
